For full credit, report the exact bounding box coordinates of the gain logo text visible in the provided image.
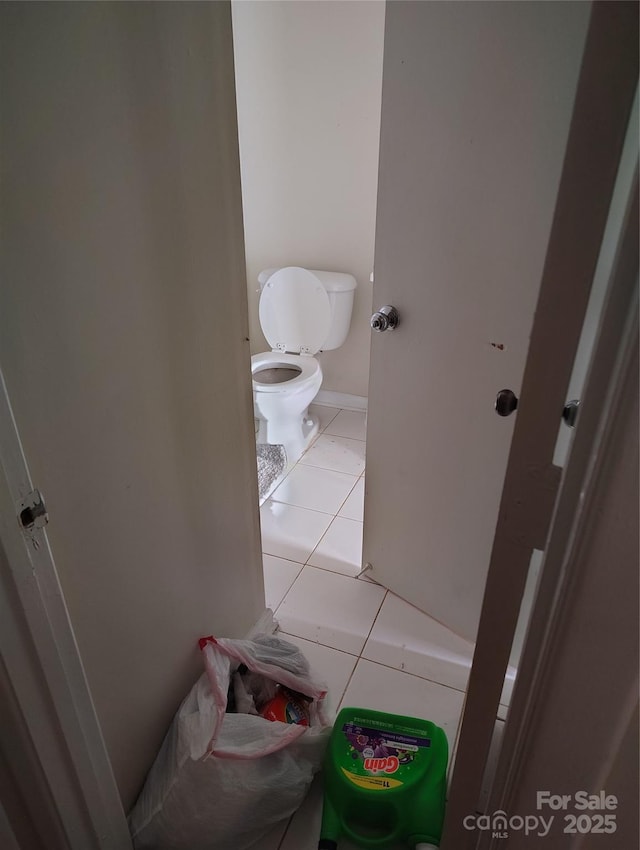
[363,755,400,774]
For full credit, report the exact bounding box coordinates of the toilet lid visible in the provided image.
[259,267,331,355]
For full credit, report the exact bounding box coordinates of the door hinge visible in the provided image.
[17,489,48,531]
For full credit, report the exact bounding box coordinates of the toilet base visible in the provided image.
[300,412,320,458]
[256,409,319,467]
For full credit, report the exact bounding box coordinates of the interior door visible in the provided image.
[363,1,591,642]
[0,1,263,813]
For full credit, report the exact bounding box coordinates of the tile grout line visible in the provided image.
[332,473,363,519]
[300,458,362,565]
[266,498,357,520]
[323,426,368,442]
[301,434,366,450]
[268,459,360,516]
[336,657,360,716]
[298,477,361,567]
[263,553,307,568]
[298,458,365,476]
[263,487,361,520]
[262,499,342,519]
[345,653,471,696]
[275,610,471,697]
[359,587,388,657]
[271,560,305,618]
[278,631,359,662]
[298,561,366,582]
[311,405,341,431]
[337,589,388,713]
[303,514,341,568]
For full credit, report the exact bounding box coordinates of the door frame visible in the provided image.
[442,2,639,844]
[480,177,638,850]
[0,370,131,850]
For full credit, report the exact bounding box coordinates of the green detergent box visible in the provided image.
[319,707,448,849]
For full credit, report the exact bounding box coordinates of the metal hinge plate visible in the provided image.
[17,489,48,531]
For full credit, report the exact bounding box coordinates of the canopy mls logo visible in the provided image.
[463,810,553,838]
[464,791,619,838]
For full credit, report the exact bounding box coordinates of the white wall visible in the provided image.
[0,2,263,812]
[232,0,385,399]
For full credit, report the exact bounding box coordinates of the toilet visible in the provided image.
[251,266,357,464]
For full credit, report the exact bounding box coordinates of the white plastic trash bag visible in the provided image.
[128,628,332,850]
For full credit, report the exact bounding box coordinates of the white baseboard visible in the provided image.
[313,390,368,412]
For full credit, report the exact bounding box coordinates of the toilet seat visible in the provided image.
[251,351,321,393]
[259,267,331,355]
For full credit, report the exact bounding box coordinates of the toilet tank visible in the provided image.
[258,268,357,351]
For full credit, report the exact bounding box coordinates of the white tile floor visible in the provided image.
[256,404,474,850]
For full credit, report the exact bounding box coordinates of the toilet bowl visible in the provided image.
[251,266,356,465]
[252,351,322,461]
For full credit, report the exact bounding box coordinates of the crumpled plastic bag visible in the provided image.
[128,616,331,850]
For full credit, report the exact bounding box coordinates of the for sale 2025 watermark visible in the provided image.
[463,790,618,839]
